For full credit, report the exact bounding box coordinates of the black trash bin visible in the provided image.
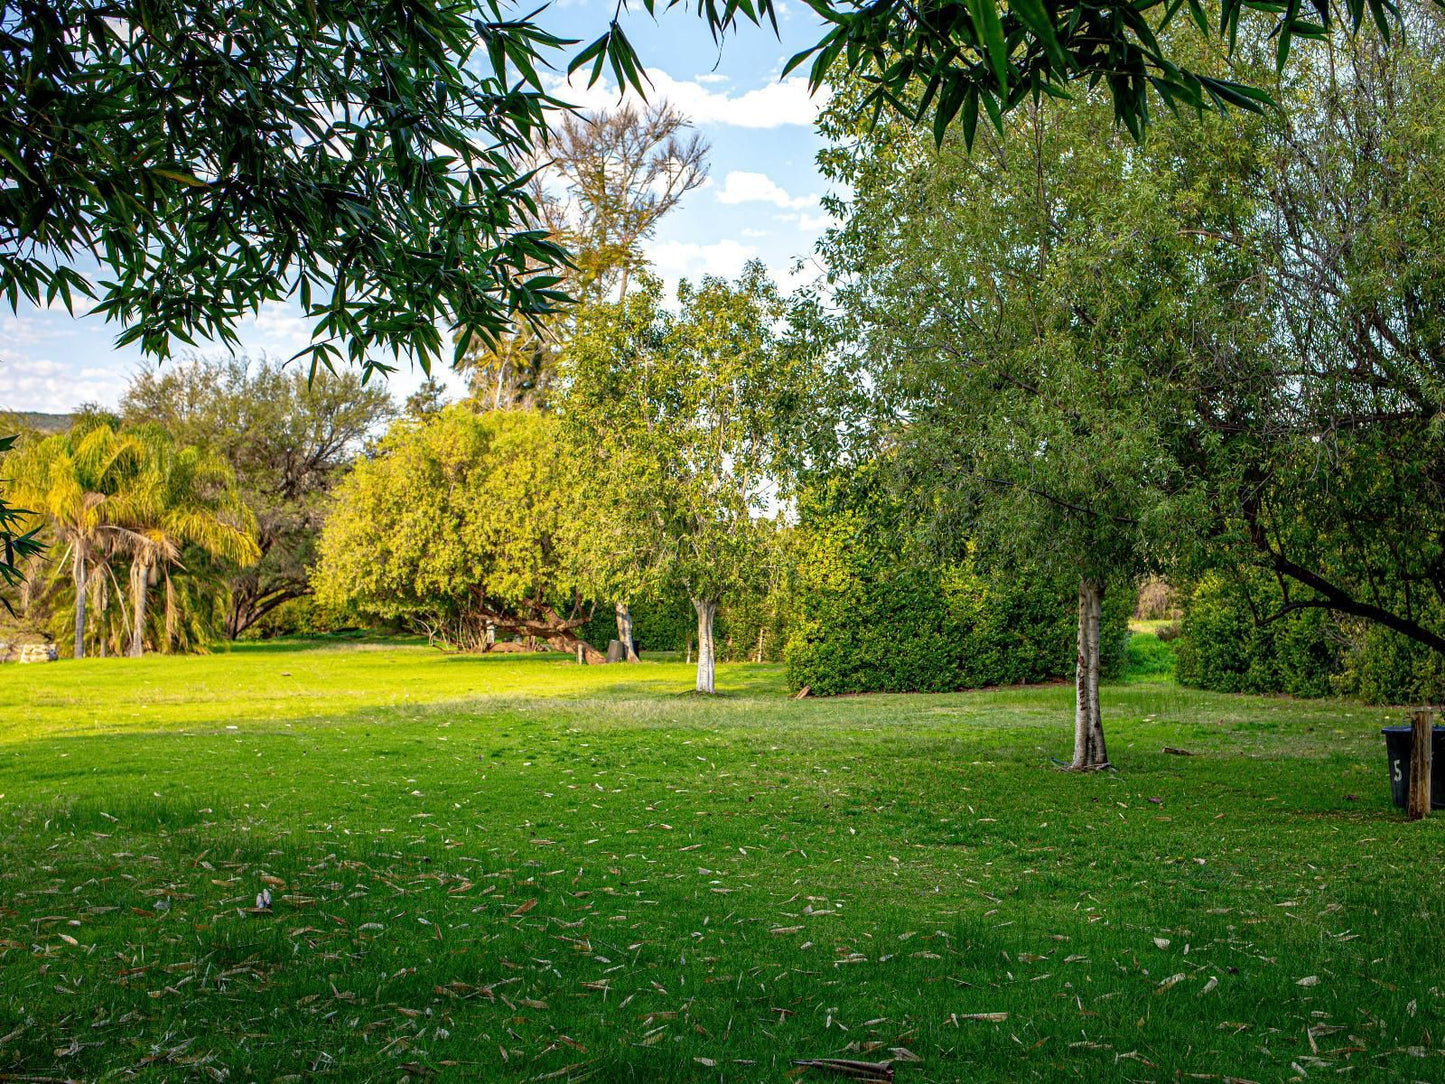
[1381,725,1445,809]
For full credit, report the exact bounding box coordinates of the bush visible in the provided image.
[1332,618,1445,705]
[576,594,695,655]
[1173,572,1445,704]
[783,465,1129,695]
[1174,572,1338,698]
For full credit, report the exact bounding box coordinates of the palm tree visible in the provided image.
[112,427,259,657]
[7,422,140,658]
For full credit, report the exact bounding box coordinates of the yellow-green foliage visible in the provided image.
[314,407,583,633]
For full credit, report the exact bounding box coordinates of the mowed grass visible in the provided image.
[1,640,1442,1083]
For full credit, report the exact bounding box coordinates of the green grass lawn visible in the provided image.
[2,640,1441,1083]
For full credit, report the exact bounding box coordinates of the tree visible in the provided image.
[559,266,797,693]
[1172,12,1445,670]
[813,44,1266,765]
[120,358,392,638]
[313,407,604,659]
[111,427,259,656]
[464,102,709,411]
[7,422,141,657]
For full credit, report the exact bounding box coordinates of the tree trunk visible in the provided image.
[1070,577,1110,770]
[95,573,108,658]
[542,631,607,664]
[72,544,87,660]
[163,573,178,653]
[615,601,639,662]
[129,557,148,658]
[693,598,717,694]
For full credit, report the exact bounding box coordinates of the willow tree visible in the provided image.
[559,266,798,693]
[815,43,1272,766]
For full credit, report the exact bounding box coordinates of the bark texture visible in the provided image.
[615,601,640,662]
[71,547,87,660]
[1070,577,1110,770]
[693,598,717,694]
[129,558,149,658]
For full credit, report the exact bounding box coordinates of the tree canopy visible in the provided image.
[120,357,393,637]
[313,406,603,658]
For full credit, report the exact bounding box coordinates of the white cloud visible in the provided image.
[790,210,839,232]
[551,71,827,129]
[647,238,759,281]
[235,301,315,359]
[716,170,817,210]
[0,355,130,413]
[1,313,79,348]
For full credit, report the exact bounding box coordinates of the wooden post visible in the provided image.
[576,642,585,666]
[1407,708,1433,821]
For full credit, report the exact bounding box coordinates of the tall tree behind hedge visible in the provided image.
[463,103,710,412]
[121,358,392,638]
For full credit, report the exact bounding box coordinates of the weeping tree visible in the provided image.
[559,266,801,693]
[813,46,1274,766]
[314,407,605,659]
[111,426,259,656]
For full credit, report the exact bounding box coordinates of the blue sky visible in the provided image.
[0,0,838,414]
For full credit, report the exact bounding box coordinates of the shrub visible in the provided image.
[1174,572,1337,698]
[783,465,1129,695]
[1332,618,1445,705]
[1172,572,1445,704]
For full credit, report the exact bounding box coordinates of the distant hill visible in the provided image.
[1,411,72,433]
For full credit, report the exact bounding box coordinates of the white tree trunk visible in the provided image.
[615,601,639,662]
[693,598,717,694]
[1070,577,1110,770]
[129,557,149,658]
[72,545,87,660]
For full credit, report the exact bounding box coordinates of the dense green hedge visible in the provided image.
[1175,572,1445,704]
[782,466,1129,696]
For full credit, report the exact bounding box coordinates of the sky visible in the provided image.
[0,0,839,415]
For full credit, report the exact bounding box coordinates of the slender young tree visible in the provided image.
[559,266,797,693]
[814,56,1268,765]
